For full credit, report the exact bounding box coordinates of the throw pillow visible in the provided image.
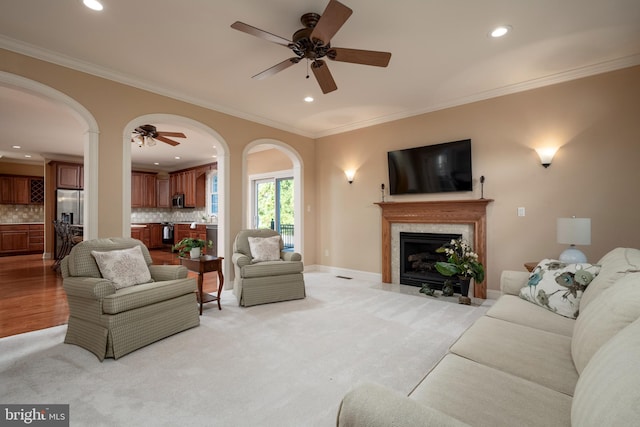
[91,245,152,289]
[519,259,600,319]
[247,235,281,262]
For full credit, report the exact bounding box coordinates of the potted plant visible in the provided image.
[172,237,213,258]
[435,238,485,303]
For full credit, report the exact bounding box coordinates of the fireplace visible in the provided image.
[376,200,493,299]
[399,232,461,289]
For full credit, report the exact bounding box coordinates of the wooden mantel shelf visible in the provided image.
[376,199,493,299]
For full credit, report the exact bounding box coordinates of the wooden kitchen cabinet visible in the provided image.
[56,162,83,189]
[131,226,151,248]
[173,223,208,252]
[169,166,210,208]
[131,172,157,208]
[149,223,164,249]
[0,175,42,205]
[28,224,44,252]
[156,178,170,208]
[0,224,30,254]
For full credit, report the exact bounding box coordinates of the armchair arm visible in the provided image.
[337,383,470,427]
[500,270,530,295]
[63,277,117,300]
[281,251,301,261]
[232,253,252,268]
[148,265,188,281]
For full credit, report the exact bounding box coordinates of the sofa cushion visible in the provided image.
[519,259,600,319]
[579,247,640,312]
[240,260,303,278]
[571,317,640,426]
[486,295,575,337]
[69,237,153,278]
[449,316,577,395]
[571,272,640,374]
[91,245,152,289]
[248,235,281,262]
[102,278,197,314]
[409,354,572,427]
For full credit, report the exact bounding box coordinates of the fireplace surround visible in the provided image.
[376,199,493,298]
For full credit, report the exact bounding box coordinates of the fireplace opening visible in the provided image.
[399,232,462,290]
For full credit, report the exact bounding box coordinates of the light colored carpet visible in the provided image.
[0,272,490,426]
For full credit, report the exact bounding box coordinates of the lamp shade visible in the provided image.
[557,218,591,245]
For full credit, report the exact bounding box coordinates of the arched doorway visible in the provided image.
[243,139,304,258]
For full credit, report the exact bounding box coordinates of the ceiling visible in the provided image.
[1,0,639,170]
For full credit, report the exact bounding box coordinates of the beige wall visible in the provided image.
[247,148,294,175]
[315,66,640,291]
[1,49,317,264]
[3,47,639,293]
[0,161,44,176]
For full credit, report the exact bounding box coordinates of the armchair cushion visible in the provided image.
[91,245,152,289]
[241,260,303,278]
[248,235,281,262]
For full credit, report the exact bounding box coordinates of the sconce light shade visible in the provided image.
[345,169,356,184]
[557,217,591,262]
[536,148,558,168]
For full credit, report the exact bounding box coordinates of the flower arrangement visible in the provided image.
[435,238,485,283]
[172,237,213,257]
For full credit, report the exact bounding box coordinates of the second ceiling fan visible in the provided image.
[231,0,391,94]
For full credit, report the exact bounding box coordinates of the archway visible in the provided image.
[0,72,99,251]
[122,114,231,264]
[242,139,304,258]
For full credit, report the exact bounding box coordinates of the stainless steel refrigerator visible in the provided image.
[55,189,84,258]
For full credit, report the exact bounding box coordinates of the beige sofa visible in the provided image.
[337,247,640,426]
[232,229,305,307]
[61,238,200,361]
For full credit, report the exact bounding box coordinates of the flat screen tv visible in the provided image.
[388,139,472,195]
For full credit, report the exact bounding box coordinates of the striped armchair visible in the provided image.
[61,237,199,361]
[232,229,305,307]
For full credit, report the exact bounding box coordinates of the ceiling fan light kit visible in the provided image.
[131,124,186,147]
[231,0,391,94]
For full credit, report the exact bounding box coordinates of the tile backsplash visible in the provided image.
[131,208,215,224]
[0,204,45,223]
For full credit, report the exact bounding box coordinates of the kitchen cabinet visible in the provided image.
[0,175,43,205]
[156,178,170,208]
[131,172,157,208]
[149,223,164,249]
[131,225,150,248]
[174,223,208,251]
[169,167,208,208]
[0,224,43,254]
[56,162,83,189]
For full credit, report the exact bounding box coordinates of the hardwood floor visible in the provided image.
[0,248,222,339]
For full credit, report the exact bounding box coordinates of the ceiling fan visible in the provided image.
[231,0,391,94]
[131,124,186,147]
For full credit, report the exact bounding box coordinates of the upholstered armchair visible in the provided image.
[232,229,306,307]
[61,237,200,361]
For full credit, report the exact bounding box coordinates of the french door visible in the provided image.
[253,175,294,249]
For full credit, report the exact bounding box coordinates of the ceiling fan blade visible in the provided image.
[155,136,180,146]
[310,0,353,45]
[252,57,300,80]
[311,60,337,94]
[328,48,391,67]
[156,131,186,138]
[231,21,291,47]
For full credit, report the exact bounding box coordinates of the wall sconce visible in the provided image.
[557,217,591,262]
[344,170,356,184]
[535,147,558,168]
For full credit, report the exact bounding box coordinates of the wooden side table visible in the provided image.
[179,255,224,315]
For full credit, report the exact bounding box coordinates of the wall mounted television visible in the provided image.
[387,139,473,195]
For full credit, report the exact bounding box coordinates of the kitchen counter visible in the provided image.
[0,222,45,225]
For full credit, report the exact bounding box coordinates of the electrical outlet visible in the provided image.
[517,207,526,217]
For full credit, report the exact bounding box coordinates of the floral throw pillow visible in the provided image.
[519,259,601,319]
[91,245,152,289]
[247,235,281,262]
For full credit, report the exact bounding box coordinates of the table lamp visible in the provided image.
[557,217,591,263]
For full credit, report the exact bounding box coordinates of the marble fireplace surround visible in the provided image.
[376,200,493,299]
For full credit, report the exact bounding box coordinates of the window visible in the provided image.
[209,173,218,216]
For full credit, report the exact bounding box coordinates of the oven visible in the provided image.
[162,222,174,244]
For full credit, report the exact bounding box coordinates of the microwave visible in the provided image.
[172,194,185,208]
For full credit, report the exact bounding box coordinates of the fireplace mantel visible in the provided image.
[376,199,493,298]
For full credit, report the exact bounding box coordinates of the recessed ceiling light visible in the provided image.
[174,156,181,160]
[12,145,21,149]
[24,154,32,158]
[490,25,511,38]
[304,96,314,103]
[153,162,160,165]
[83,0,104,11]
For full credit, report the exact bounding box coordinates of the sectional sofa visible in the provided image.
[337,247,640,426]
